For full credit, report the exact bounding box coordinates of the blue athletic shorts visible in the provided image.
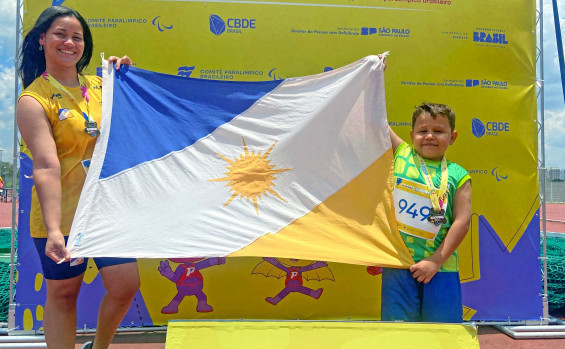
[380,267,462,323]
[33,237,136,280]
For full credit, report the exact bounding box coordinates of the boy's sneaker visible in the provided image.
[80,341,93,349]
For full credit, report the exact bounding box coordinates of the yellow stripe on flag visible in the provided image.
[230,149,414,267]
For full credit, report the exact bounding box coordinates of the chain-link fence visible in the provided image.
[543,180,565,203]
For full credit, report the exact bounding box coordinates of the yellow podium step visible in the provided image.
[166,320,479,348]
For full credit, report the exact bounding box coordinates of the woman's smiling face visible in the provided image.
[39,16,85,71]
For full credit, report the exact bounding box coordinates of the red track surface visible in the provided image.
[543,203,565,234]
[0,201,16,228]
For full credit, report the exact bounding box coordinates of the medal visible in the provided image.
[427,209,447,226]
[42,72,99,137]
[84,120,100,137]
[416,153,448,226]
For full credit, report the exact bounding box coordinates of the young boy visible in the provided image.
[382,102,472,323]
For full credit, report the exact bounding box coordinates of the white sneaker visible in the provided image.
[80,341,93,349]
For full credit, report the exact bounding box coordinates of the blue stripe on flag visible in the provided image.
[100,66,283,179]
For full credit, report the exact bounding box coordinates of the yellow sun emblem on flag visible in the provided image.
[210,137,292,214]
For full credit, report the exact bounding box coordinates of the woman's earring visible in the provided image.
[39,45,43,51]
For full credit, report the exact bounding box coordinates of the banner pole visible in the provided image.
[552,0,565,105]
[538,0,549,322]
[9,0,23,331]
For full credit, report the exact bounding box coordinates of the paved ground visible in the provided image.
[477,325,565,348]
[74,331,166,348]
[1,201,562,347]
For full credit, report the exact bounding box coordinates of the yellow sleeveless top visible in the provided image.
[19,75,102,238]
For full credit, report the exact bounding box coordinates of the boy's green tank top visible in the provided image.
[393,142,470,272]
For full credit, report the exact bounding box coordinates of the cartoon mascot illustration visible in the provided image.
[252,257,334,305]
[158,257,225,314]
[366,266,383,276]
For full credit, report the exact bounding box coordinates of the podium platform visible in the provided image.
[165,320,479,348]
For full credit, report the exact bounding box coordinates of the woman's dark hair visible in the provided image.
[18,6,93,88]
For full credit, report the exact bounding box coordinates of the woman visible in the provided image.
[17,6,140,349]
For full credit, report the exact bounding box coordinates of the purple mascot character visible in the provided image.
[253,257,334,305]
[158,257,225,314]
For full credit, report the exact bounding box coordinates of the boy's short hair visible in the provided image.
[412,103,455,130]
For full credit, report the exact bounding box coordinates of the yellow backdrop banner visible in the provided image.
[17,0,538,328]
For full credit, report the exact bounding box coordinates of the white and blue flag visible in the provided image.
[67,55,413,267]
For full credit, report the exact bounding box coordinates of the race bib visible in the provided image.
[393,177,447,240]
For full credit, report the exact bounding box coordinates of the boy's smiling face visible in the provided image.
[410,112,457,161]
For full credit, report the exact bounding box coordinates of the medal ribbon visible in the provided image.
[41,72,94,125]
[415,153,448,212]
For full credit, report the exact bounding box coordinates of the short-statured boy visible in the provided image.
[382,102,472,323]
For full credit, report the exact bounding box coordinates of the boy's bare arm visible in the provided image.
[388,125,404,152]
[409,179,472,283]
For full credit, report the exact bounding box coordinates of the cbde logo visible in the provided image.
[209,14,256,36]
[472,118,509,138]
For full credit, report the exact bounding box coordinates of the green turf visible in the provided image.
[0,228,16,253]
[0,261,11,322]
[0,228,16,322]
[546,234,565,316]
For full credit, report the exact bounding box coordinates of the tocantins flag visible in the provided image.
[67,55,413,267]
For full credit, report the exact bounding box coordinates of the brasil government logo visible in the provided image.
[473,31,508,44]
[472,28,508,48]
